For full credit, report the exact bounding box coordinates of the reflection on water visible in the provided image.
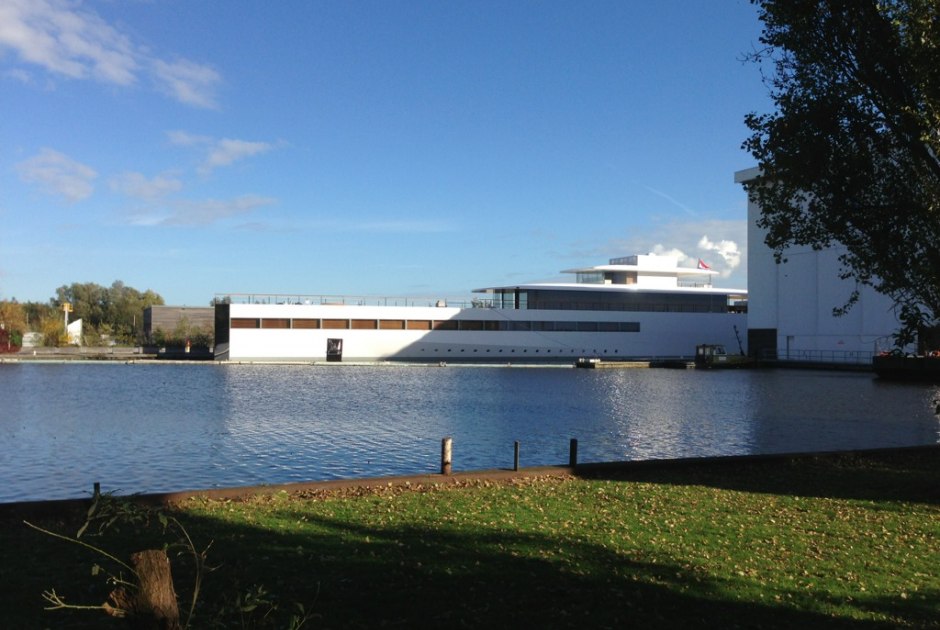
[0,363,937,502]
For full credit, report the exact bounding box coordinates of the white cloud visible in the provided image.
[110,172,182,200]
[166,130,210,147]
[698,235,742,274]
[650,244,692,262]
[203,138,274,173]
[646,235,743,278]
[587,218,747,282]
[229,216,455,234]
[351,219,454,233]
[152,58,221,110]
[168,130,277,174]
[16,148,97,202]
[0,0,220,108]
[644,186,697,216]
[4,67,33,84]
[157,195,276,226]
[127,210,167,227]
[0,0,137,84]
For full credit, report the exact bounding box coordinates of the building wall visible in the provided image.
[144,306,215,337]
[67,319,82,345]
[736,167,900,357]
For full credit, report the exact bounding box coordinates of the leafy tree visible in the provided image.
[0,301,27,336]
[0,301,26,351]
[39,316,68,347]
[54,282,106,328]
[742,0,940,347]
[54,281,164,344]
[21,301,56,332]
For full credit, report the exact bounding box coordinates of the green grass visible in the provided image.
[1,449,938,628]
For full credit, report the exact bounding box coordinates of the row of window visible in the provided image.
[488,289,745,314]
[418,347,620,356]
[230,318,642,333]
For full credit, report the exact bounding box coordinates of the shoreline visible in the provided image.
[1,355,577,367]
[2,350,874,372]
[3,443,936,518]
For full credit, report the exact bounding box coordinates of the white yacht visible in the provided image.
[213,253,747,362]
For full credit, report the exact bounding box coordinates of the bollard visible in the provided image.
[569,438,578,468]
[513,441,520,471]
[441,437,453,475]
[93,481,101,497]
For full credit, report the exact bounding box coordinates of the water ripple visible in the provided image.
[0,363,937,502]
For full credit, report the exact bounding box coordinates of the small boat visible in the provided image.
[694,344,754,369]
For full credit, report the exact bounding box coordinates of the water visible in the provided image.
[1,363,938,503]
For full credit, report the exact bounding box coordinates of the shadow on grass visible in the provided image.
[574,446,940,506]
[4,499,932,629]
[2,448,937,628]
[177,505,934,629]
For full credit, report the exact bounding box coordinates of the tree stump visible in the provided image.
[105,549,181,629]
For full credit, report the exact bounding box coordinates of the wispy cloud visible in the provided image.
[352,219,454,233]
[16,148,97,202]
[644,186,697,216]
[168,195,276,226]
[228,216,456,234]
[0,0,220,108]
[168,130,278,175]
[152,58,221,109]
[128,195,277,227]
[204,139,275,173]
[110,172,182,200]
[4,67,33,84]
[166,130,210,147]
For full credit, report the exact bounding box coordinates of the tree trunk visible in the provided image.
[105,549,181,629]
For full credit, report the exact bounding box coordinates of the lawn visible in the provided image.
[1,448,937,628]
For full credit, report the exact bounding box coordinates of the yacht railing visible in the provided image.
[214,293,481,308]
[759,348,875,366]
[212,294,746,314]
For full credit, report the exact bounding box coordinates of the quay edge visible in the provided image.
[2,444,936,520]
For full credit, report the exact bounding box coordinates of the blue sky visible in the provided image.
[1,0,768,306]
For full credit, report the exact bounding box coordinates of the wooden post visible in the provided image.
[569,438,578,468]
[441,437,452,475]
[513,441,520,471]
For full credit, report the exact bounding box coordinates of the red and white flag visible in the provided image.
[697,259,710,270]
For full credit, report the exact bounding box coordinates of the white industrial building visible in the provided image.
[736,167,903,362]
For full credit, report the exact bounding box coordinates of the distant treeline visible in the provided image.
[0,280,167,347]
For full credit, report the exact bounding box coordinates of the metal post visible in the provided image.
[441,437,452,475]
[569,438,578,468]
[513,441,520,471]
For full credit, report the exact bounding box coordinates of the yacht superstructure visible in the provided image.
[214,253,747,362]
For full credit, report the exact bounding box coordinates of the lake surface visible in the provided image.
[1,363,938,503]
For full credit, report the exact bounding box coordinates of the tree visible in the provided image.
[0,301,27,352]
[53,281,164,344]
[39,315,67,347]
[0,301,27,336]
[742,0,940,347]
[21,301,56,331]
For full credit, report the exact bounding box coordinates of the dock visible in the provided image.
[575,357,694,369]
